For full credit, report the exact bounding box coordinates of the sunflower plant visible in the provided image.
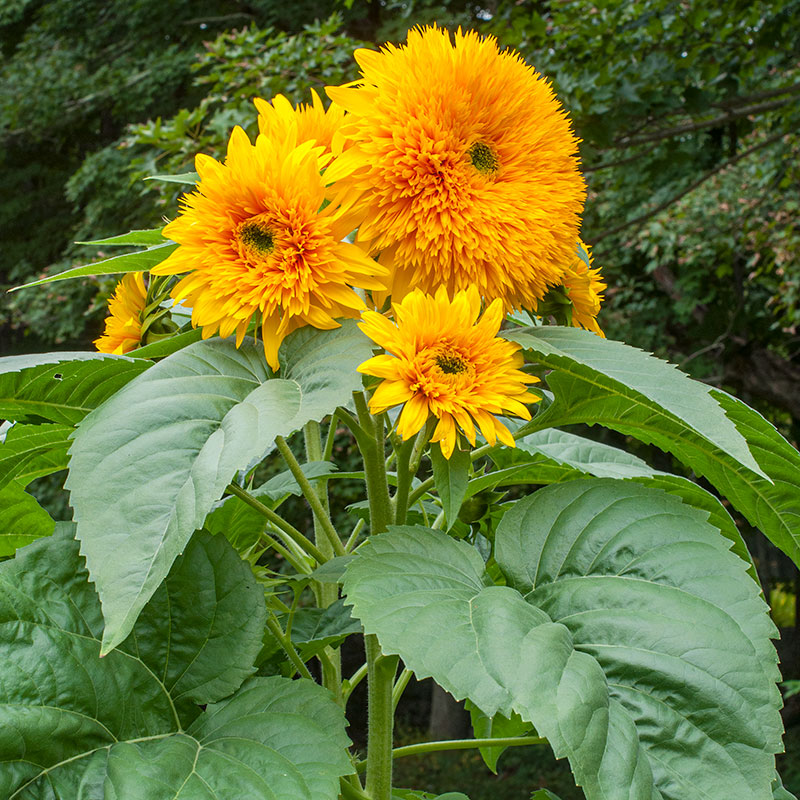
[2,25,799,800]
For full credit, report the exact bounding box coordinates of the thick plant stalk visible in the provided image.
[358,392,398,799]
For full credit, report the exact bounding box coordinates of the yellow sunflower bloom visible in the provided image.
[255,90,345,154]
[358,286,540,459]
[94,272,147,355]
[326,25,586,311]
[151,125,386,370]
[564,242,606,337]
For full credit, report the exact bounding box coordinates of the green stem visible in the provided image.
[265,613,313,681]
[259,531,312,575]
[354,735,547,772]
[225,483,324,564]
[392,437,415,526]
[343,662,368,701]
[275,436,346,557]
[354,392,393,536]
[391,667,412,712]
[345,518,366,552]
[323,411,340,462]
[365,634,398,800]
[406,476,434,510]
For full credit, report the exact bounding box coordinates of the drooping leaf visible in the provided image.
[203,493,268,553]
[503,326,762,475]
[9,242,178,291]
[504,328,800,567]
[69,324,372,653]
[466,701,535,773]
[76,228,167,247]
[343,480,783,800]
[0,483,54,556]
[290,598,362,658]
[0,526,348,798]
[495,480,782,800]
[0,352,150,424]
[0,422,71,489]
[430,443,471,530]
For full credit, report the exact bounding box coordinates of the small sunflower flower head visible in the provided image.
[151,125,386,370]
[357,286,540,459]
[326,25,586,312]
[94,271,147,355]
[563,241,606,337]
[255,90,345,154]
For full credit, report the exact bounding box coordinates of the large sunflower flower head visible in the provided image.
[94,271,147,355]
[358,286,540,458]
[326,25,586,311]
[151,125,386,369]
[563,241,606,337]
[255,90,345,154]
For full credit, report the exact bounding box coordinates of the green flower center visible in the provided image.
[239,221,275,256]
[435,353,468,374]
[468,141,499,175]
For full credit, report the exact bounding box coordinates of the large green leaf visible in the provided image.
[504,327,800,565]
[481,428,756,579]
[0,352,149,424]
[0,483,54,556]
[504,326,762,474]
[343,481,783,800]
[0,422,71,489]
[0,527,349,798]
[9,242,177,291]
[496,480,782,800]
[68,324,372,653]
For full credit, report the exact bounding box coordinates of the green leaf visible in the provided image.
[76,227,167,247]
[203,493,267,553]
[290,598,362,658]
[129,327,203,359]
[0,422,71,489]
[0,527,349,798]
[69,325,373,654]
[9,242,178,291]
[503,326,763,476]
[393,792,470,800]
[773,773,798,800]
[430,443,470,530]
[486,428,757,581]
[466,701,534,773]
[343,480,783,800]
[496,480,782,800]
[504,328,800,567]
[310,554,356,584]
[0,352,150,424]
[0,483,54,556]
[144,171,199,184]
[531,791,563,800]
[118,529,267,718]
